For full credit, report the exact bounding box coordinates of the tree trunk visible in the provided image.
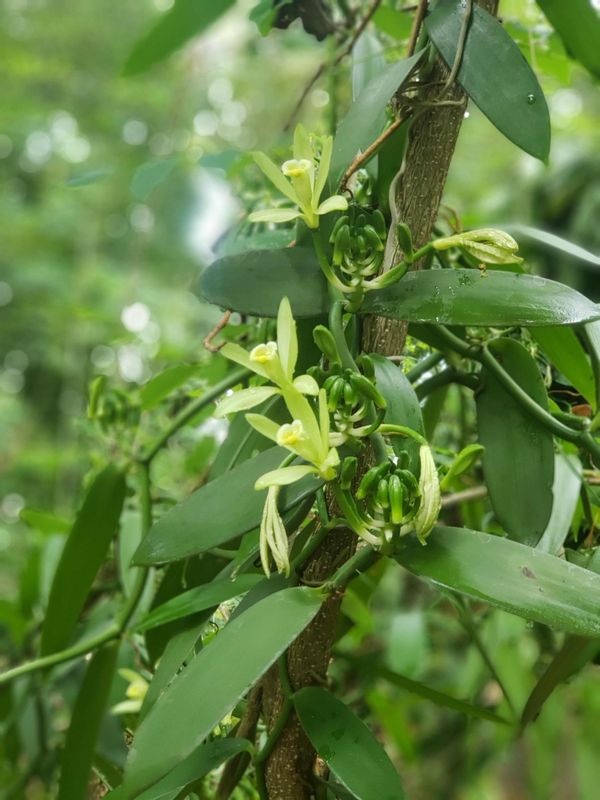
[262,3,497,796]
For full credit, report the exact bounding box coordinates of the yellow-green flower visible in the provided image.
[111,669,149,716]
[248,124,348,229]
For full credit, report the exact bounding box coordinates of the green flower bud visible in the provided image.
[433,228,523,265]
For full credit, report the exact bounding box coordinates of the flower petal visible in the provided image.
[215,386,280,418]
[316,194,348,215]
[292,374,319,396]
[277,297,298,379]
[248,208,302,224]
[220,342,268,379]
[293,123,313,161]
[314,135,333,206]
[252,152,299,204]
[245,413,281,443]
[255,465,317,490]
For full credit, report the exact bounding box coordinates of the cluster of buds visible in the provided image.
[322,366,386,443]
[327,207,387,309]
[333,445,441,548]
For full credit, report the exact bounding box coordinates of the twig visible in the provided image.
[340,109,412,190]
[406,0,428,57]
[284,0,383,131]
[203,310,232,353]
[441,485,487,508]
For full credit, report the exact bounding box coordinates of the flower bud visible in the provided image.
[413,445,441,543]
[433,228,522,265]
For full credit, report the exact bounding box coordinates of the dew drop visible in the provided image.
[526,93,536,105]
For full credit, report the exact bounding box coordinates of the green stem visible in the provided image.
[0,623,120,686]
[326,544,378,591]
[415,368,478,399]
[378,423,427,446]
[434,325,600,464]
[139,367,249,463]
[407,350,444,383]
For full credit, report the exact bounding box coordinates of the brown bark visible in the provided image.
[261,2,497,797]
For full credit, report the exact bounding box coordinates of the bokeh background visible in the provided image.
[1,0,599,797]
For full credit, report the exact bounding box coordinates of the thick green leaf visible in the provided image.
[363,269,600,327]
[504,225,600,268]
[536,0,600,80]
[20,508,70,535]
[532,326,595,407]
[199,247,328,318]
[476,338,554,544]
[134,447,321,566]
[106,738,250,800]
[352,31,386,102]
[373,6,413,40]
[537,454,582,555]
[57,643,119,800]
[140,627,202,721]
[135,574,262,633]
[425,0,550,161]
[203,253,600,327]
[123,0,235,76]
[294,687,406,800]
[122,587,322,796]
[330,50,424,187]
[41,465,127,655]
[396,526,600,637]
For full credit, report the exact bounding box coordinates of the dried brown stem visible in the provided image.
[203,310,231,353]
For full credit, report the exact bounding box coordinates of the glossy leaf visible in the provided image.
[396,526,600,637]
[123,0,235,76]
[140,626,202,721]
[536,0,600,80]
[122,587,322,796]
[425,0,550,161]
[199,247,328,318]
[330,50,424,187]
[532,326,595,407]
[57,643,119,800]
[41,465,126,654]
[133,446,321,566]
[106,738,251,800]
[362,269,600,327]
[203,252,600,327]
[536,454,582,555]
[294,687,406,800]
[476,338,554,544]
[134,574,262,633]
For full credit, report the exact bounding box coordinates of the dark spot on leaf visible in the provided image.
[522,566,536,579]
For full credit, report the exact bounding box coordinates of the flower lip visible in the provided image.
[276,420,306,447]
[250,341,278,364]
[281,158,312,178]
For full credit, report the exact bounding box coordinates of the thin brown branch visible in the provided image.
[203,310,231,353]
[340,109,412,191]
[284,0,383,131]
